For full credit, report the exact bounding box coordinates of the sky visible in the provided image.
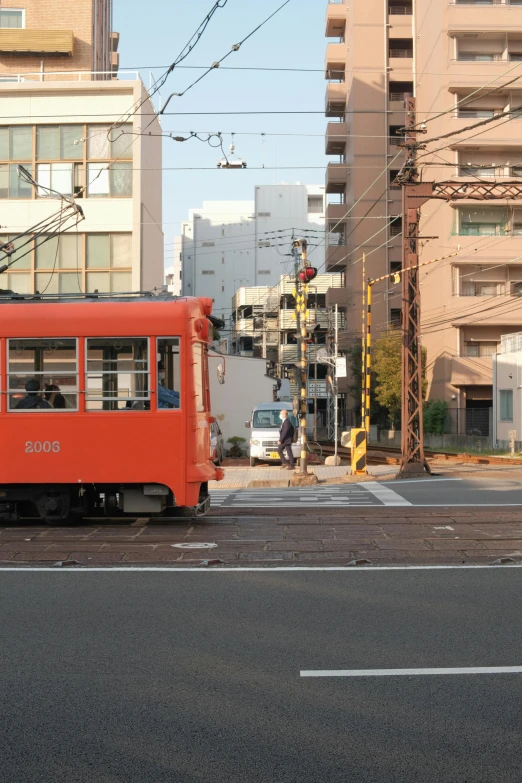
[113,0,327,269]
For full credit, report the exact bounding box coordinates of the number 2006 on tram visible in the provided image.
[0,292,224,523]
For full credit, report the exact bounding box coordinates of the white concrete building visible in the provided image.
[165,237,182,296]
[180,184,326,316]
[0,77,163,296]
[493,332,522,450]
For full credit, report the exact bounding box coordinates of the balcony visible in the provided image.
[325,81,348,117]
[111,31,120,52]
[325,42,346,79]
[326,244,348,272]
[325,121,348,155]
[111,51,119,72]
[450,356,493,386]
[325,0,346,38]
[326,162,348,194]
[326,286,347,309]
[0,29,74,55]
[326,203,348,222]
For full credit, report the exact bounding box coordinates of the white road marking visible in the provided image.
[300,667,522,677]
[379,478,463,485]
[2,563,522,572]
[360,482,412,506]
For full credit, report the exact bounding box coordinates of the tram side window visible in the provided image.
[7,338,78,411]
[86,338,149,411]
[157,338,181,410]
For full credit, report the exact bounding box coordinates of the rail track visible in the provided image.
[316,442,522,467]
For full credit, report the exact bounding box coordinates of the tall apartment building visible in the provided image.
[180,184,326,316]
[0,1,163,296]
[325,0,522,434]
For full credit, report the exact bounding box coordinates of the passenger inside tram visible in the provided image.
[15,378,52,410]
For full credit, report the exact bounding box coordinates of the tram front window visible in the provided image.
[7,338,78,411]
[157,338,181,410]
[86,337,149,411]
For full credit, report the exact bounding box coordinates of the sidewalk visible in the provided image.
[210,463,399,489]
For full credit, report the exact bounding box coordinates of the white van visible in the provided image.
[246,402,300,467]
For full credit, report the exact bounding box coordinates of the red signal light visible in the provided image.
[299,266,318,283]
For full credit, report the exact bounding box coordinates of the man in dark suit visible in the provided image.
[277,409,295,470]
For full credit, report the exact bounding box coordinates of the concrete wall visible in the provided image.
[208,352,276,446]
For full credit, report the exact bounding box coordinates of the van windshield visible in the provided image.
[253,410,296,429]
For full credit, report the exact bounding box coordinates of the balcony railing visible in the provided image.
[0,68,140,82]
[389,5,413,13]
[389,91,414,103]
[389,49,413,58]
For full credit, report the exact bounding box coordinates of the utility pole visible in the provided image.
[292,239,319,476]
[294,239,309,475]
[398,97,430,477]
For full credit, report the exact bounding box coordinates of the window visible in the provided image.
[0,9,24,28]
[458,208,508,236]
[0,126,33,160]
[36,126,83,161]
[192,342,207,413]
[86,338,149,411]
[8,338,78,411]
[35,234,83,295]
[201,270,215,276]
[258,270,270,275]
[459,166,496,178]
[390,216,402,236]
[499,389,513,422]
[390,308,401,327]
[307,196,323,214]
[389,169,401,188]
[0,163,33,199]
[512,166,522,177]
[36,163,75,197]
[86,162,132,197]
[461,281,502,296]
[457,109,496,119]
[85,234,132,293]
[389,125,405,146]
[86,125,133,160]
[157,338,181,411]
[0,233,31,294]
[463,341,497,357]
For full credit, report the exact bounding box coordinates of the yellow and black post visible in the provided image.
[361,253,366,428]
[365,279,372,434]
[351,428,367,475]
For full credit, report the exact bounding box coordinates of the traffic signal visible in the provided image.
[299,266,318,283]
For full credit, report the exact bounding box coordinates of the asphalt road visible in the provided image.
[3,568,522,782]
[211,476,522,508]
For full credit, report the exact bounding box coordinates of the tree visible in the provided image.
[423,400,448,435]
[372,330,427,429]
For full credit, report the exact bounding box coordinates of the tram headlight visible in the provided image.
[250,439,260,446]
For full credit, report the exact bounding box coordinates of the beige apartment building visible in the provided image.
[0,1,163,295]
[325,0,522,435]
[0,0,117,79]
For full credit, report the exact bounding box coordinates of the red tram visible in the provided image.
[0,292,223,523]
